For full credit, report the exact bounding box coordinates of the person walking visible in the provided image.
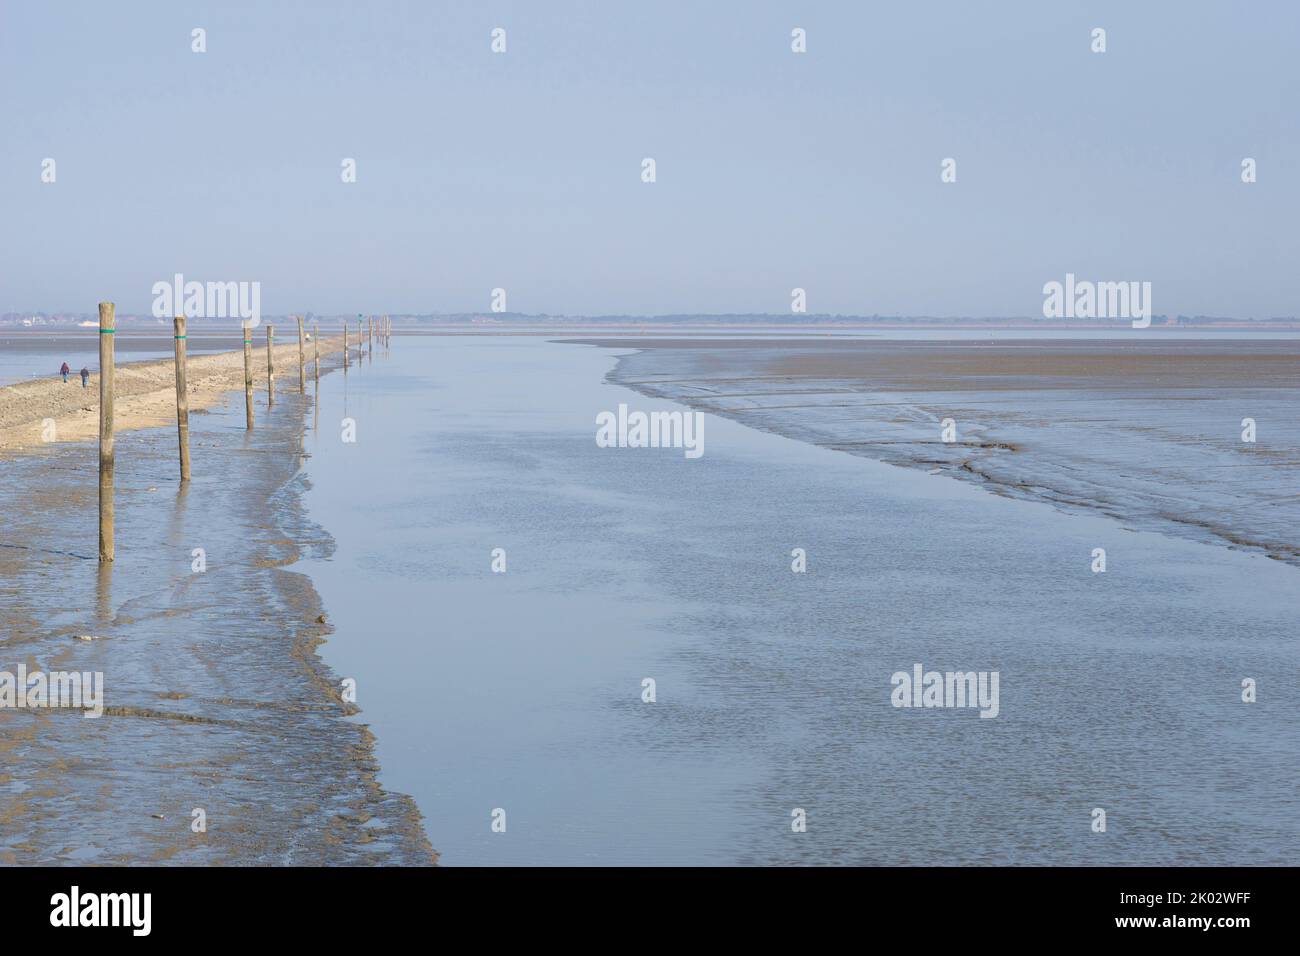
[60,361,70,383]
[80,366,90,388]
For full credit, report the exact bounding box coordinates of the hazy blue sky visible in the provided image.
[3,1,1297,317]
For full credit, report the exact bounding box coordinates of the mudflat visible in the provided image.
[573,336,1300,565]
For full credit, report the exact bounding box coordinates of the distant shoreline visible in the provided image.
[6,316,1300,333]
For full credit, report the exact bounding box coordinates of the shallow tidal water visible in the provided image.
[0,350,430,865]
[301,336,1299,866]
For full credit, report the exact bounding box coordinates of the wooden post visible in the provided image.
[357,318,363,353]
[173,315,191,481]
[313,323,320,380]
[96,561,113,623]
[297,315,306,393]
[368,316,374,352]
[243,324,254,429]
[343,324,349,369]
[266,325,275,404]
[98,302,115,563]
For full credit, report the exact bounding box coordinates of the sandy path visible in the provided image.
[0,336,350,453]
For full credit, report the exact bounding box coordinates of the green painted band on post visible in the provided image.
[174,335,187,339]
[99,329,115,334]
[243,340,251,345]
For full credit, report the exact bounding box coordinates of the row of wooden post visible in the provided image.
[97,307,394,563]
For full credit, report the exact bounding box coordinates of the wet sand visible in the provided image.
[5,331,1294,865]
[0,339,434,864]
[571,337,1300,566]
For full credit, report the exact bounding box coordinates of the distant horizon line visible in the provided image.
[4,312,1299,327]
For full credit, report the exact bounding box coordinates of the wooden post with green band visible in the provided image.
[313,323,320,381]
[173,315,191,481]
[243,323,254,429]
[98,302,115,562]
[297,315,306,393]
[343,323,349,369]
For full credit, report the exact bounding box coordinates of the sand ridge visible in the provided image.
[0,336,349,453]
